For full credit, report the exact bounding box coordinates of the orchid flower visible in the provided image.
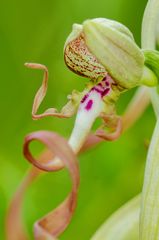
[25,18,158,153]
[6,17,159,240]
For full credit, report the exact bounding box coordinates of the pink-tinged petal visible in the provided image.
[5,150,55,240]
[5,170,33,240]
[25,63,74,119]
[23,131,80,239]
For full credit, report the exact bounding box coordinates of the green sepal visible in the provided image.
[140,65,158,87]
[143,49,159,84]
[83,18,145,89]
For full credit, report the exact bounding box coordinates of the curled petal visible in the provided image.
[23,131,80,239]
[95,114,122,141]
[25,63,76,119]
[5,150,56,240]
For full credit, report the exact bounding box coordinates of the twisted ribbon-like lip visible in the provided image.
[23,130,80,239]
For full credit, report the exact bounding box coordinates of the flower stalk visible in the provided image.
[140,119,159,239]
[140,0,159,239]
[141,0,159,116]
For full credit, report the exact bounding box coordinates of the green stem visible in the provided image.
[140,119,159,239]
[142,0,159,116]
[140,0,159,239]
[142,0,159,49]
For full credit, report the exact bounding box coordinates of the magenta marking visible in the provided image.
[92,87,102,94]
[102,76,107,81]
[81,93,89,103]
[98,82,106,89]
[105,81,109,86]
[102,88,110,97]
[91,85,110,98]
[85,99,93,110]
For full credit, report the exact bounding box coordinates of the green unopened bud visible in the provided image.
[64,18,145,89]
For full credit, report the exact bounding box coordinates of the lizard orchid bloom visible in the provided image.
[6,17,159,240]
[25,18,158,150]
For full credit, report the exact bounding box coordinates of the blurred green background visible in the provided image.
[0,0,156,239]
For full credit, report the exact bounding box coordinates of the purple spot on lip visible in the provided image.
[98,83,102,87]
[102,76,107,81]
[105,81,109,86]
[91,86,110,97]
[81,93,89,103]
[85,99,93,110]
[92,87,103,94]
[102,88,110,97]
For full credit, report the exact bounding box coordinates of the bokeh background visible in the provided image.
[0,0,155,239]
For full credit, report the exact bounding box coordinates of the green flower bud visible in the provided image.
[64,18,145,89]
